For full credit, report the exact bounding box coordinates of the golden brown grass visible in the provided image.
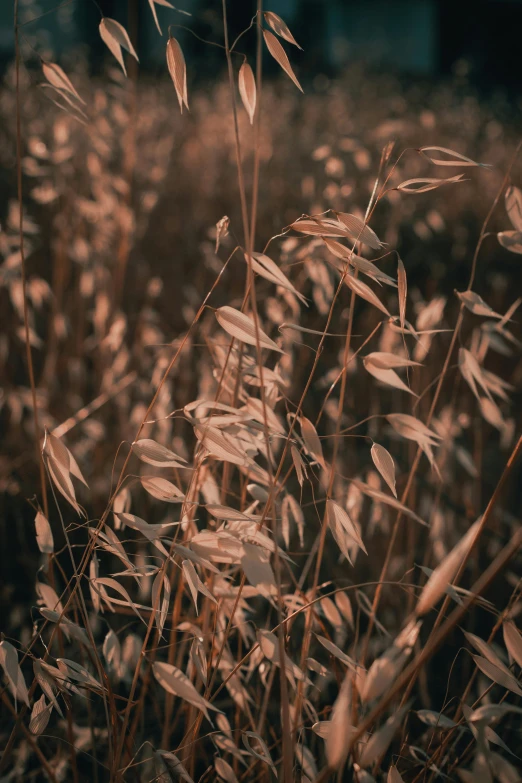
[1,4,522,782]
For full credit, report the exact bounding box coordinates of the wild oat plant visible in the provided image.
[1,2,522,782]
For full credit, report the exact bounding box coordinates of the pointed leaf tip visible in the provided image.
[263,29,303,92]
[99,18,139,76]
[238,62,256,124]
[167,37,189,112]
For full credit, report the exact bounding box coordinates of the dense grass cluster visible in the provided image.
[1,4,522,782]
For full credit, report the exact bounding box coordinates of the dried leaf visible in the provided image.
[471,655,522,697]
[147,0,176,36]
[300,416,325,468]
[257,629,304,686]
[167,37,188,112]
[93,575,146,622]
[151,571,170,637]
[321,596,343,631]
[92,528,136,574]
[291,217,350,237]
[247,252,307,304]
[262,30,303,92]
[206,503,259,521]
[505,185,522,231]
[386,413,441,469]
[388,767,405,783]
[326,671,353,769]
[459,348,492,402]
[140,476,185,502]
[158,751,194,783]
[215,757,239,783]
[470,703,522,723]
[153,661,221,720]
[194,424,252,467]
[238,62,256,124]
[215,215,230,252]
[327,500,366,554]
[479,397,504,430]
[323,238,397,286]
[42,62,84,105]
[490,752,522,783]
[182,559,216,614]
[464,631,511,675]
[419,146,490,168]
[397,174,465,193]
[335,592,354,628]
[242,731,277,775]
[361,624,420,703]
[247,483,268,502]
[370,443,397,497]
[33,660,64,716]
[365,352,420,370]
[0,641,30,707]
[29,694,52,735]
[37,582,63,614]
[174,543,219,574]
[190,638,207,686]
[416,520,480,615]
[282,494,305,547]
[503,621,522,669]
[344,273,390,316]
[39,609,90,647]
[46,459,80,517]
[352,479,427,526]
[417,709,455,728]
[328,512,355,563]
[364,357,417,395]
[56,658,103,690]
[132,438,187,468]
[359,705,408,768]
[362,646,410,704]
[296,743,317,779]
[456,290,503,318]
[99,18,139,76]
[42,430,86,515]
[291,444,307,487]
[497,230,522,254]
[335,213,383,249]
[315,634,357,670]
[241,544,277,596]
[216,306,284,353]
[40,84,88,123]
[103,630,121,675]
[44,430,88,486]
[35,510,54,553]
[264,12,302,49]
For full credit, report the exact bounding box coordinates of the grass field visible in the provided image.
[1,6,522,781]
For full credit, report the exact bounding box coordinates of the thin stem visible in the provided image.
[198,5,294,781]
[14,0,48,518]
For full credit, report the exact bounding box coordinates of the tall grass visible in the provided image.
[1,2,522,782]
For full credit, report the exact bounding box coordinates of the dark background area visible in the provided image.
[2,0,522,91]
